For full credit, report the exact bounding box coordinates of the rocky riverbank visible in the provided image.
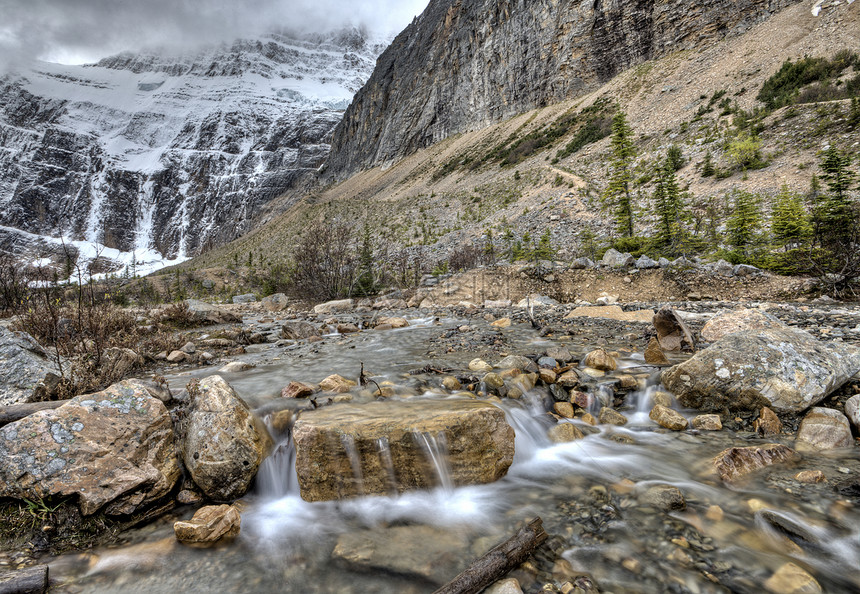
[0,284,859,593]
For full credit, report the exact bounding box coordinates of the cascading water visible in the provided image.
[415,431,454,492]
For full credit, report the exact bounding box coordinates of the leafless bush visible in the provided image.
[0,251,29,316]
[287,220,357,301]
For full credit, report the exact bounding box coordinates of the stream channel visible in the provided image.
[43,313,860,593]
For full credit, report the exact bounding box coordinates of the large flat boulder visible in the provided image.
[293,399,515,501]
[661,327,860,413]
[0,327,61,406]
[0,380,181,515]
[564,305,654,323]
[182,376,271,501]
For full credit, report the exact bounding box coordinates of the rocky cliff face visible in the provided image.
[327,0,802,179]
[0,29,384,268]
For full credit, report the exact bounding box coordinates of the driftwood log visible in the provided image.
[0,565,49,594]
[0,401,67,428]
[433,517,548,594]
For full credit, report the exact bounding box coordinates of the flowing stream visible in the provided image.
[43,315,860,593]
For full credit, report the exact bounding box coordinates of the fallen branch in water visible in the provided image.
[433,517,548,594]
[0,564,49,594]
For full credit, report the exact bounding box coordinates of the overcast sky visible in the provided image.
[0,0,430,68]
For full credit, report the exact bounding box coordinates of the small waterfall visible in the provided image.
[340,434,365,495]
[256,413,299,499]
[376,437,398,495]
[415,431,454,491]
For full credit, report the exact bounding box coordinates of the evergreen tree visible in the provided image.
[531,229,555,261]
[701,151,715,178]
[771,183,812,250]
[601,110,637,237]
[353,225,377,296]
[726,189,763,257]
[666,144,685,171]
[652,157,686,249]
[818,146,857,246]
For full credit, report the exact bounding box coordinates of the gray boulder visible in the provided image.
[182,375,271,501]
[232,293,257,304]
[662,327,860,413]
[845,395,859,432]
[261,293,289,312]
[733,264,759,277]
[658,257,671,268]
[0,380,181,515]
[570,257,594,270]
[0,327,62,406]
[796,408,854,450]
[185,299,242,325]
[635,255,659,269]
[714,259,734,276]
[280,320,320,340]
[601,249,634,268]
[515,295,559,308]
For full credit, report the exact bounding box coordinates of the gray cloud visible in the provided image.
[0,0,429,68]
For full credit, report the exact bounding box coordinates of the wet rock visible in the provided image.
[331,524,471,585]
[376,316,409,329]
[713,444,799,482]
[649,405,688,431]
[232,293,256,304]
[497,355,534,371]
[185,299,242,325]
[182,376,271,501]
[662,327,860,413]
[319,374,357,393]
[0,327,62,406]
[643,337,669,365]
[556,370,580,389]
[491,317,512,329]
[482,373,505,391]
[796,408,853,450]
[546,346,573,363]
[652,307,695,352]
[700,308,784,342]
[692,414,722,431]
[281,381,316,399]
[313,299,354,314]
[549,422,585,443]
[0,380,180,515]
[598,407,627,426]
[565,305,654,323]
[336,323,360,334]
[601,248,634,268]
[280,321,320,340]
[293,400,514,501]
[469,358,493,373]
[0,565,48,594]
[261,293,289,312]
[442,376,461,391]
[754,406,783,436]
[177,488,204,505]
[795,470,826,483]
[539,368,557,384]
[180,342,197,355]
[583,348,617,372]
[174,504,241,545]
[554,402,575,418]
[640,485,686,511]
[763,562,822,594]
[651,391,672,407]
[845,395,859,432]
[218,361,255,373]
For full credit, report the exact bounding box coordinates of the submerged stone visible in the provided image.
[713,444,799,482]
[292,399,514,501]
[795,407,853,451]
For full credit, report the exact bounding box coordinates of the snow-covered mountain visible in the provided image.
[0,28,385,272]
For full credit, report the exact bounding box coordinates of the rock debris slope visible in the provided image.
[327,0,802,179]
